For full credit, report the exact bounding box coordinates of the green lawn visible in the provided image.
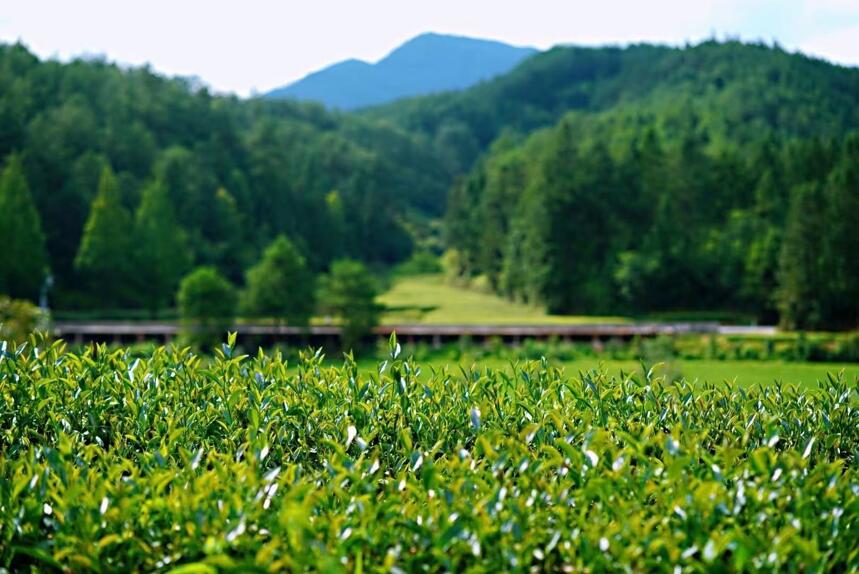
[379,274,628,324]
[347,355,858,389]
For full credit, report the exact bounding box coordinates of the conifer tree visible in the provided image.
[134,179,191,314]
[777,183,826,330]
[75,166,134,308]
[242,236,315,325]
[0,155,48,300]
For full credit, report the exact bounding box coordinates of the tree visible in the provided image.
[154,146,210,233]
[444,170,485,277]
[201,187,248,283]
[241,236,315,325]
[74,166,134,308]
[177,266,236,349]
[0,155,48,300]
[776,183,826,330]
[133,179,191,314]
[538,123,615,313]
[742,169,784,320]
[51,153,107,287]
[319,260,380,350]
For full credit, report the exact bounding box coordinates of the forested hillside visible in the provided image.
[1,39,857,328]
[0,43,450,309]
[367,40,859,173]
[362,40,859,329]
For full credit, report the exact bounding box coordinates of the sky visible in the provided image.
[1,0,857,96]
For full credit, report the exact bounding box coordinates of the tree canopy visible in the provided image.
[242,236,315,325]
[0,154,47,300]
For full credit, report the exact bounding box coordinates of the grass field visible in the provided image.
[345,355,858,389]
[379,274,628,324]
[464,357,857,387]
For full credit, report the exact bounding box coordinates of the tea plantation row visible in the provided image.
[0,335,857,572]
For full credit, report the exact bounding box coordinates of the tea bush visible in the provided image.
[0,334,857,572]
[0,297,44,345]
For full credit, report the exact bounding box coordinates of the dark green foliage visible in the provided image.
[319,260,380,350]
[2,39,858,323]
[0,42,450,312]
[0,154,48,300]
[74,166,134,308]
[241,236,315,325]
[446,109,859,328]
[775,135,859,330]
[177,267,236,348]
[201,188,250,284]
[133,179,191,315]
[0,340,856,571]
[777,183,827,330]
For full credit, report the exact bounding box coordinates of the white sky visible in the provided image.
[1,0,857,96]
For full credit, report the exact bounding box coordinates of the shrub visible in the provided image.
[318,260,380,351]
[395,250,442,276]
[177,266,236,349]
[0,296,44,344]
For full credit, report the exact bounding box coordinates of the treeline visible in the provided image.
[176,239,380,350]
[0,43,449,310]
[446,117,859,330]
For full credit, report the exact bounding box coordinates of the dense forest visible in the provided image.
[0,42,450,310]
[1,39,857,328]
[445,120,858,329]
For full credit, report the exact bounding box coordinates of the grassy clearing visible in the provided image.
[379,274,629,324]
[347,355,859,389]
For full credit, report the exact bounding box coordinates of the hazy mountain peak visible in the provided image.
[265,33,538,110]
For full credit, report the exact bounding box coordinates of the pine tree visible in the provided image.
[539,120,582,313]
[776,183,826,330]
[242,236,315,325]
[74,166,134,308]
[743,169,786,322]
[134,179,191,315]
[202,187,248,284]
[0,155,48,300]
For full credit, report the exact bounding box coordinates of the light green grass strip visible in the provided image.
[379,274,629,325]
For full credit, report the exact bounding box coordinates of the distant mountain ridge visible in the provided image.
[365,41,859,170]
[265,33,538,110]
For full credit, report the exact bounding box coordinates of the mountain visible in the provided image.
[266,33,538,110]
[366,41,859,171]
